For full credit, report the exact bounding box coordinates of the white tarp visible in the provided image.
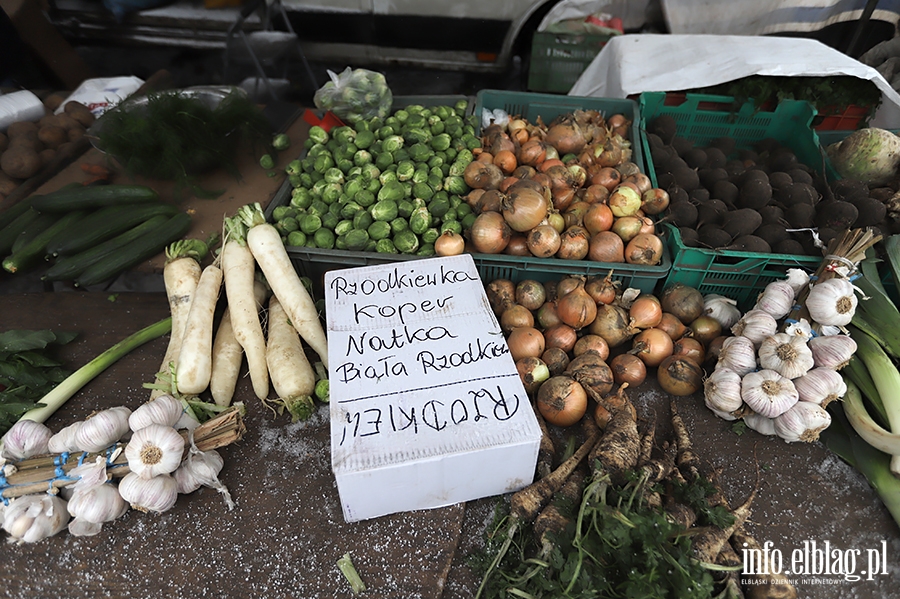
[568,33,900,129]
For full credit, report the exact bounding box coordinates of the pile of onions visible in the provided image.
[462,109,665,266]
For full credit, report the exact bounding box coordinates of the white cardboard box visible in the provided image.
[325,254,543,522]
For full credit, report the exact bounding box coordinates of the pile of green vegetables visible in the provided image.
[269,99,480,256]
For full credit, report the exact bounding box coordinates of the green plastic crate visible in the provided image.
[639,92,826,308]
[527,31,613,94]
[475,89,644,175]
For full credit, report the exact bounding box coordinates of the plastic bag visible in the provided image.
[313,67,393,124]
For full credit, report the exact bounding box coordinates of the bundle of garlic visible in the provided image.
[704,227,881,443]
[0,400,245,543]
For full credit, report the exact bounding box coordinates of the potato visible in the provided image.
[55,114,82,131]
[6,121,39,139]
[39,148,57,168]
[38,114,59,128]
[0,132,7,154]
[67,126,86,143]
[1,146,42,179]
[64,101,95,127]
[0,171,19,196]
[38,125,68,149]
[43,93,66,112]
[8,134,44,154]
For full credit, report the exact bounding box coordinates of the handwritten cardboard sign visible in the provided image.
[325,254,542,522]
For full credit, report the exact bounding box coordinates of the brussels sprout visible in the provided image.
[287,230,307,247]
[464,135,481,151]
[314,153,335,174]
[454,99,469,116]
[344,229,370,251]
[416,243,436,257]
[361,163,381,181]
[367,220,392,241]
[377,125,394,139]
[393,109,409,123]
[413,181,435,202]
[272,133,291,151]
[430,120,445,136]
[322,182,343,204]
[404,104,424,115]
[422,227,440,245]
[382,135,405,153]
[440,219,463,235]
[374,151,394,171]
[393,148,410,163]
[321,212,340,231]
[376,238,399,253]
[304,137,315,150]
[353,150,373,167]
[370,199,399,222]
[355,189,376,208]
[428,155,444,170]
[411,169,429,185]
[289,174,303,188]
[355,130,375,149]
[308,125,330,145]
[285,159,302,177]
[444,147,458,162]
[343,178,363,199]
[272,205,294,221]
[365,177,382,195]
[393,230,420,254]
[461,212,477,230]
[324,167,345,185]
[352,209,374,231]
[308,199,329,217]
[384,116,400,129]
[430,133,452,152]
[427,195,450,218]
[353,119,371,133]
[307,144,326,159]
[408,143,434,163]
[334,219,355,236]
[328,201,343,218]
[404,128,431,145]
[369,116,384,130]
[335,234,348,250]
[300,214,322,234]
[311,179,328,197]
[299,173,314,189]
[444,175,468,196]
[314,228,336,249]
[340,200,363,220]
[456,202,472,218]
[427,173,443,191]
[259,154,275,170]
[442,207,458,223]
[378,170,397,187]
[390,216,409,234]
[332,126,356,145]
[377,180,405,202]
[409,206,431,235]
[395,160,415,182]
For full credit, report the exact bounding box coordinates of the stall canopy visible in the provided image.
[568,33,900,129]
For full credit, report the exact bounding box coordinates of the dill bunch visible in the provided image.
[94,88,272,182]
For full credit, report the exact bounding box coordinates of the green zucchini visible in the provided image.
[11,212,60,254]
[31,184,160,213]
[0,207,42,255]
[3,211,87,274]
[75,212,192,288]
[44,214,173,282]
[47,202,180,256]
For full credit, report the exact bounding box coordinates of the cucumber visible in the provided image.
[11,212,60,254]
[3,211,87,274]
[75,212,192,288]
[0,195,39,231]
[31,184,160,213]
[0,207,42,255]
[44,214,172,282]
[47,202,180,256]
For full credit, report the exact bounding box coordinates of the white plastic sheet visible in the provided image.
[568,34,900,128]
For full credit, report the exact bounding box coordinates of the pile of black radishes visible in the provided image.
[646,113,895,256]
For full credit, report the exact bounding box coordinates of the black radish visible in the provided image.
[786,182,818,206]
[773,238,806,255]
[688,187,710,203]
[815,200,859,230]
[708,136,736,155]
[695,198,728,227]
[758,204,785,224]
[671,166,700,191]
[703,146,728,169]
[738,178,772,210]
[658,200,698,228]
[710,179,739,205]
[755,222,790,247]
[785,203,815,228]
[671,135,694,157]
[850,196,887,227]
[722,207,762,238]
[648,115,677,144]
[788,167,814,185]
[697,225,732,249]
[698,167,728,189]
[678,226,700,246]
[724,234,771,253]
[683,148,707,169]
[768,171,793,191]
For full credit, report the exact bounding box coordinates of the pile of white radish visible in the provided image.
[151,203,329,421]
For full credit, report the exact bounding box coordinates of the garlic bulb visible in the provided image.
[1,420,52,460]
[784,318,813,341]
[741,369,799,418]
[793,367,847,407]
[785,269,810,295]
[774,401,832,443]
[715,335,758,376]
[808,334,857,370]
[125,423,185,479]
[117,471,178,513]
[703,368,744,416]
[731,309,778,348]
[754,280,795,320]
[67,483,128,527]
[703,294,741,329]
[743,411,777,436]
[2,494,69,543]
[758,333,814,380]
[75,406,131,453]
[174,446,235,510]
[129,394,184,432]
[806,277,858,326]
[47,421,83,454]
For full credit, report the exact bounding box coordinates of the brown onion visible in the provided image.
[551,186,577,212]
[689,315,723,346]
[608,184,643,217]
[583,183,610,204]
[516,356,550,395]
[500,304,535,334]
[556,276,584,298]
[547,211,566,233]
[503,186,550,232]
[464,160,504,190]
[556,284,597,330]
[518,139,547,167]
[616,161,641,178]
[660,283,705,325]
[536,301,562,329]
[541,347,570,375]
[468,211,511,254]
[556,226,590,260]
[657,355,704,396]
[629,328,674,367]
[573,334,609,360]
[588,231,625,263]
[545,118,587,155]
[493,149,517,175]
[486,279,516,315]
[536,375,587,427]
[465,188,485,211]
[610,353,647,387]
[638,216,656,235]
[623,172,652,194]
[504,233,531,256]
[584,274,619,305]
[434,231,465,256]
[515,279,546,311]
[625,233,664,265]
[629,295,663,329]
[499,176,519,194]
[611,215,645,243]
[507,326,545,362]
[583,203,614,235]
[567,163,588,188]
[512,165,536,179]
[641,188,670,215]
[657,312,688,341]
[591,166,621,191]
[672,336,706,366]
[565,352,615,398]
[563,201,591,229]
[704,335,728,366]
[543,323,578,353]
[588,303,635,348]
[526,224,561,258]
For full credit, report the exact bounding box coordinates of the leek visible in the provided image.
[0,317,171,446]
[843,355,889,426]
[841,379,900,455]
